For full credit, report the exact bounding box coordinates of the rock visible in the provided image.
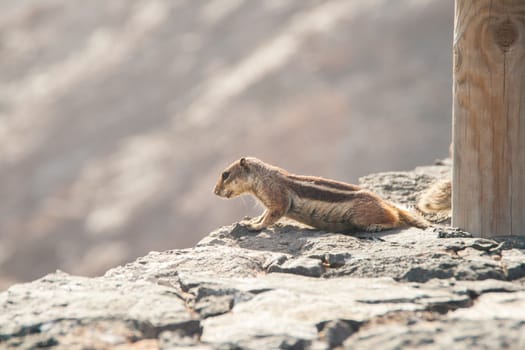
[0,271,200,349]
[317,320,360,348]
[106,245,286,280]
[343,319,525,350]
[320,252,350,268]
[501,249,525,281]
[194,295,234,319]
[399,257,507,283]
[1,164,525,349]
[267,257,325,277]
[2,224,525,349]
[159,330,213,350]
[455,291,525,320]
[196,274,469,347]
[198,224,522,282]
[433,226,474,238]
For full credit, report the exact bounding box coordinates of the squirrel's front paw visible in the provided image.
[239,219,253,226]
[239,218,258,227]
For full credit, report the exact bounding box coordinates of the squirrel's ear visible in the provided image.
[240,157,248,169]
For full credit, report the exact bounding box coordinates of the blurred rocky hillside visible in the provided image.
[0,0,453,289]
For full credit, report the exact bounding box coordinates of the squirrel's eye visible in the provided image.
[222,171,230,181]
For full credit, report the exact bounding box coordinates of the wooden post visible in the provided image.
[452,1,525,237]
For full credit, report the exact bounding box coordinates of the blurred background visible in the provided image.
[0,0,453,290]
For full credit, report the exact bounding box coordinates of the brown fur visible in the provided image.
[417,143,452,214]
[214,157,429,233]
[417,179,452,214]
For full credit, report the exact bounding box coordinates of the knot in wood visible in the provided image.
[493,19,518,52]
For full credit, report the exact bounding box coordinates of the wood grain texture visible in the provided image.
[453,0,525,236]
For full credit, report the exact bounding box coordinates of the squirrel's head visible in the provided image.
[214,157,255,198]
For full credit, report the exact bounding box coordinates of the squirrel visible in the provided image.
[214,157,429,233]
[417,179,451,214]
[417,143,452,215]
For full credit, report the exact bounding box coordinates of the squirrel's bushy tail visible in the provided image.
[417,179,452,213]
[397,207,429,229]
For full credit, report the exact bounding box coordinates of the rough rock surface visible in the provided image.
[1,164,525,349]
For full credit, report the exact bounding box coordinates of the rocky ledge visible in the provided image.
[1,163,525,349]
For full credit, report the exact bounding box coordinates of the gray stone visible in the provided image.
[2,162,525,349]
[2,222,525,349]
[159,330,213,350]
[200,224,520,282]
[105,245,286,281]
[195,295,235,318]
[0,271,200,346]
[267,257,325,277]
[231,336,311,350]
[317,320,359,348]
[344,319,525,350]
[502,249,525,281]
[344,291,525,350]
[320,252,350,268]
[399,257,507,283]
[196,274,472,346]
[433,226,474,238]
